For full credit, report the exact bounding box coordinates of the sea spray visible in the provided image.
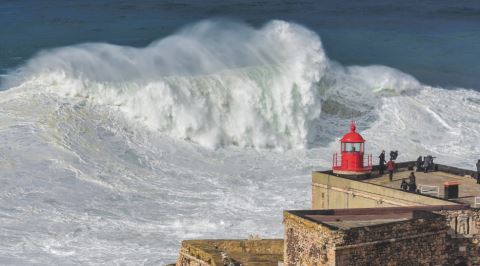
[5,20,327,149]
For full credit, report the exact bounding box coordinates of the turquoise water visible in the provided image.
[1,0,480,89]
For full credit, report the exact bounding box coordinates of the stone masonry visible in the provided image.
[284,209,449,266]
[436,209,480,265]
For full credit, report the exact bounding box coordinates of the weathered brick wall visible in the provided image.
[284,212,344,265]
[341,216,447,245]
[436,209,480,266]
[445,237,480,266]
[335,218,448,266]
[176,241,215,266]
[176,239,284,266]
[284,211,449,266]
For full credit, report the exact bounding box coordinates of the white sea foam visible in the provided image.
[1,20,480,265]
[4,20,432,151]
[6,20,329,149]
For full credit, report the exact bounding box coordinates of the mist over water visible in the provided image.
[6,20,327,149]
[1,19,480,265]
[4,20,429,150]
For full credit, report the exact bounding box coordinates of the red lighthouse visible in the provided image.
[332,121,372,175]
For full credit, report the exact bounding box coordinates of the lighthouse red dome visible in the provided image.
[332,121,372,175]
[340,122,365,143]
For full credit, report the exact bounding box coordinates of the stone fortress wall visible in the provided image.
[283,206,480,266]
[175,162,480,265]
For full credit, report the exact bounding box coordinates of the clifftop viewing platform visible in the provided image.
[366,165,480,207]
[313,161,480,209]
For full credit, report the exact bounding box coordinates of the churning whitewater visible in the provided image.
[1,20,480,265]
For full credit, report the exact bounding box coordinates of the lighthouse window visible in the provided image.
[344,143,361,152]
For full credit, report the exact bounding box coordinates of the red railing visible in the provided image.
[333,153,338,168]
[332,153,372,170]
[366,154,372,169]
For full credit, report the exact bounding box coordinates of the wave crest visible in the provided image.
[3,20,427,150]
[5,20,328,149]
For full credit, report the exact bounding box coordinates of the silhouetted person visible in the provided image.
[386,160,395,181]
[423,155,433,173]
[400,179,408,191]
[390,150,398,161]
[408,180,417,192]
[379,150,386,175]
[416,156,423,172]
[408,172,416,184]
[476,160,480,184]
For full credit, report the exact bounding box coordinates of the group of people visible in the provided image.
[379,150,440,181]
[378,150,419,193]
[378,150,397,181]
[416,155,435,173]
[377,150,480,192]
[400,172,417,192]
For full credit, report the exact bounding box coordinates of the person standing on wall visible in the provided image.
[424,155,433,173]
[416,156,423,172]
[379,150,386,175]
[476,160,480,184]
[386,159,395,181]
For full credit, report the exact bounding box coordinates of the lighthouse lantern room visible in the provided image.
[332,121,372,175]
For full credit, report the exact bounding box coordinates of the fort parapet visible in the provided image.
[176,239,283,266]
[284,208,449,265]
[313,162,479,209]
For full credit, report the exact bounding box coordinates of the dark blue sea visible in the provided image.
[1,0,480,89]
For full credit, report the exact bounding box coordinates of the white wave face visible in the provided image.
[1,20,480,265]
[6,20,327,150]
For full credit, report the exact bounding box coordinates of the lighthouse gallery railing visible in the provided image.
[332,153,372,170]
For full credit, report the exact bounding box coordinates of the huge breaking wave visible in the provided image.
[4,20,430,150]
[1,20,480,264]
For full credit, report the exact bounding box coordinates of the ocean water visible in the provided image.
[1,1,480,265]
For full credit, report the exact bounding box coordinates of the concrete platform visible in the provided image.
[306,213,412,230]
[288,206,460,230]
[366,169,480,206]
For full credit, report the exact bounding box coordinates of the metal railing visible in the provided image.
[332,153,372,169]
[419,185,440,197]
[366,154,372,169]
[333,153,338,168]
[474,197,480,208]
